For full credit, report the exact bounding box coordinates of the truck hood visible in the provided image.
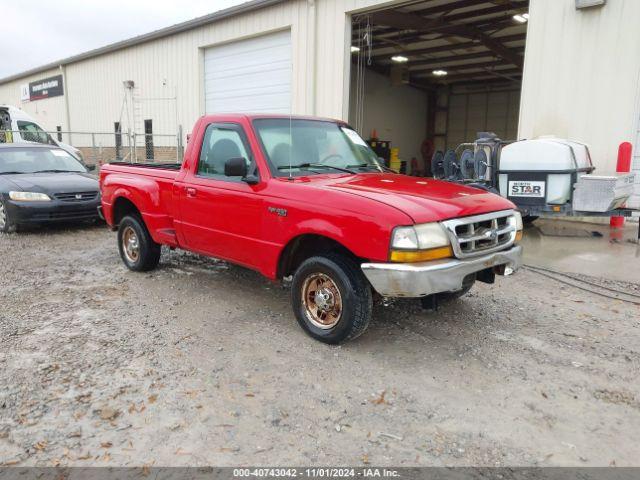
[319,173,514,223]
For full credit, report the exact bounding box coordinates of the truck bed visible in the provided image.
[108,161,182,170]
[102,162,181,180]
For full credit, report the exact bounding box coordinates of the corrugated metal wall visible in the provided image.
[447,90,521,148]
[519,0,640,174]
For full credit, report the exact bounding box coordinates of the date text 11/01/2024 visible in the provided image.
[233,468,401,477]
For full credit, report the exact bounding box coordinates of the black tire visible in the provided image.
[117,215,161,271]
[523,215,539,225]
[291,253,372,344]
[0,198,16,234]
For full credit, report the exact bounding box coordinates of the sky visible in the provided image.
[0,0,247,79]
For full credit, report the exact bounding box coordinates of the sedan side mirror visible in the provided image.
[224,157,248,177]
[86,164,96,172]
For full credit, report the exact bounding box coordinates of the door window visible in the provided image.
[17,121,54,145]
[197,124,251,181]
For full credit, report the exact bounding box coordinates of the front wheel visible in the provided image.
[117,215,161,271]
[291,254,372,344]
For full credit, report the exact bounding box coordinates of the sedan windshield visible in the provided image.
[253,119,384,176]
[0,148,87,174]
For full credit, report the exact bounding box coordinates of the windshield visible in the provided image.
[253,119,383,176]
[0,148,87,174]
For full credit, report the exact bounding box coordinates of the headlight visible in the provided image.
[511,211,524,242]
[9,191,51,202]
[390,223,452,262]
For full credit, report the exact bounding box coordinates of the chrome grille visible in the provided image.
[53,191,99,202]
[441,210,517,259]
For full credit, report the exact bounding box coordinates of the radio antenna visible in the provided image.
[288,55,293,180]
[288,111,293,180]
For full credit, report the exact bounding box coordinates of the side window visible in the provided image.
[198,124,251,180]
[17,121,53,145]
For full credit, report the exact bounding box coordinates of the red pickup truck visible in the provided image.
[100,114,523,344]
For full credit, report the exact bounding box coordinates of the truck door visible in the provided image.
[176,122,264,269]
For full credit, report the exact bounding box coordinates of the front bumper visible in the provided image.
[5,198,101,224]
[361,245,523,298]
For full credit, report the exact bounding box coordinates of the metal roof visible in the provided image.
[0,0,285,84]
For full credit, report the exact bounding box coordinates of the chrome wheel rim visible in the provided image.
[301,273,342,329]
[0,202,6,230]
[122,226,140,263]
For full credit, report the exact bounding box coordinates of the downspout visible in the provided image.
[59,64,72,144]
[306,0,317,115]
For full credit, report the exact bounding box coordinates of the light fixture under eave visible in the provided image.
[513,13,529,23]
[432,70,448,77]
[391,55,409,63]
[351,46,360,53]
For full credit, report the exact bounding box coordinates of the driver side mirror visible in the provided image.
[225,157,259,185]
[224,157,248,177]
[86,164,96,172]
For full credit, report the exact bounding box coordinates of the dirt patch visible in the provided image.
[1,225,639,467]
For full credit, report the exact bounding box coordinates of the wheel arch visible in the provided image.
[276,233,363,280]
[112,196,142,227]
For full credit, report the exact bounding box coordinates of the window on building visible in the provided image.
[144,119,153,160]
[114,122,122,160]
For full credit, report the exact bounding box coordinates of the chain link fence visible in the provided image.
[0,129,184,166]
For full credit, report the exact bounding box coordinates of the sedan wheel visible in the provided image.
[0,200,16,233]
[0,202,6,230]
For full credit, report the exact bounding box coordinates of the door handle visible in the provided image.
[185,187,197,198]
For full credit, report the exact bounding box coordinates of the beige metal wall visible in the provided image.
[0,0,401,140]
[519,0,640,174]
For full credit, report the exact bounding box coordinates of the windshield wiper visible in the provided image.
[346,163,397,173]
[284,163,356,174]
[347,163,381,171]
[32,169,77,173]
[0,171,26,175]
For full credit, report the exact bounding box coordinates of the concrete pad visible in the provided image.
[521,218,640,283]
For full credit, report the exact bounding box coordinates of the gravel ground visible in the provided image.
[1,224,639,467]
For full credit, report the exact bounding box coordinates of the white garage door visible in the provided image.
[204,30,291,114]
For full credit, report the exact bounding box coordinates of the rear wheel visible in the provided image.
[291,253,372,344]
[117,215,161,271]
[0,199,16,233]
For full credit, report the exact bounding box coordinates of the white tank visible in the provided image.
[498,138,594,205]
